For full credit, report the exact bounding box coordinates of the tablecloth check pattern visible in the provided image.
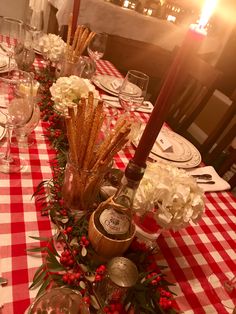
[0,57,235,314]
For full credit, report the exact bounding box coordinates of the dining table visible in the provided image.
[0,52,235,314]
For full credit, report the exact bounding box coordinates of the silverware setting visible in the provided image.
[197,180,215,185]
[0,277,8,285]
[103,96,151,109]
[192,174,212,180]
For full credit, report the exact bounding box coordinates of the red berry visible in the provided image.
[62,274,69,283]
[95,274,102,282]
[83,296,90,305]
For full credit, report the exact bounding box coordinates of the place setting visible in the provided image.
[132,124,202,169]
[0,53,16,73]
[93,73,153,113]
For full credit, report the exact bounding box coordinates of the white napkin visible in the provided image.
[101,95,153,113]
[111,79,122,91]
[156,132,172,151]
[187,166,231,192]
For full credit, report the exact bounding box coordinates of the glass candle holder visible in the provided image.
[94,257,138,307]
[62,154,110,213]
[26,287,90,314]
[56,56,95,79]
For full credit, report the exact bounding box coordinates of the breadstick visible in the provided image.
[77,98,86,168]
[90,117,127,167]
[92,125,130,171]
[80,31,96,56]
[65,116,78,165]
[74,27,85,57]
[66,13,73,57]
[83,100,104,169]
[76,28,89,57]
[80,95,95,168]
[67,105,76,126]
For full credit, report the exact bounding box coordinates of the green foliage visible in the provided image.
[30,67,179,313]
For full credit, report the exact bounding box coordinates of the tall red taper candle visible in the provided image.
[132,25,207,167]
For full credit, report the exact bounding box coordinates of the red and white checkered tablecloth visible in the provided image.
[0,56,235,314]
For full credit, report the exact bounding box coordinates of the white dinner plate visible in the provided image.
[133,126,201,168]
[0,57,16,73]
[92,75,123,96]
[133,126,193,162]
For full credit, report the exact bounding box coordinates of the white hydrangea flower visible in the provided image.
[39,33,66,62]
[50,75,99,113]
[133,162,205,231]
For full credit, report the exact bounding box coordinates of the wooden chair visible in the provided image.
[167,62,236,188]
[166,56,222,137]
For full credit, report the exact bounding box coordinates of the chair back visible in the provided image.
[167,56,222,135]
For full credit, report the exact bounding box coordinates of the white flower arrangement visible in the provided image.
[39,33,66,62]
[134,162,205,231]
[50,75,99,113]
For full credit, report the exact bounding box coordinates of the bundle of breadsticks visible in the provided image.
[66,13,96,62]
[63,91,131,211]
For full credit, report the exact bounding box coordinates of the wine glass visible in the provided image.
[27,10,44,53]
[87,32,108,68]
[0,69,33,173]
[0,17,24,69]
[13,80,40,147]
[118,70,149,140]
[207,272,236,311]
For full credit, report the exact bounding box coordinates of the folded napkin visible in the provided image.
[187,166,231,192]
[101,95,153,113]
[156,131,172,151]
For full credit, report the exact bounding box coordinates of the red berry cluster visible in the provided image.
[94,264,106,282]
[146,272,161,286]
[59,208,68,216]
[60,248,77,268]
[62,270,83,286]
[104,302,125,314]
[63,226,73,235]
[159,297,173,310]
[79,235,89,247]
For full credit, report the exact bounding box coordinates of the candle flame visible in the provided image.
[198,0,218,28]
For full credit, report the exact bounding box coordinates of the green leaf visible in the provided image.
[29,236,50,241]
[36,276,51,298]
[27,247,48,253]
[29,267,46,289]
[47,263,65,272]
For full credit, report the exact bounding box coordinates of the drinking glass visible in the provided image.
[0,17,24,68]
[13,100,40,147]
[118,70,149,141]
[13,80,40,147]
[87,32,108,69]
[208,273,236,311]
[26,9,44,53]
[0,70,33,173]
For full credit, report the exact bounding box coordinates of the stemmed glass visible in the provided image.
[27,10,44,53]
[0,17,24,69]
[0,70,33,173]
[118,70,149,140]
[13,80,40,147]
[87,32,108,69]
[208,273,236,311]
